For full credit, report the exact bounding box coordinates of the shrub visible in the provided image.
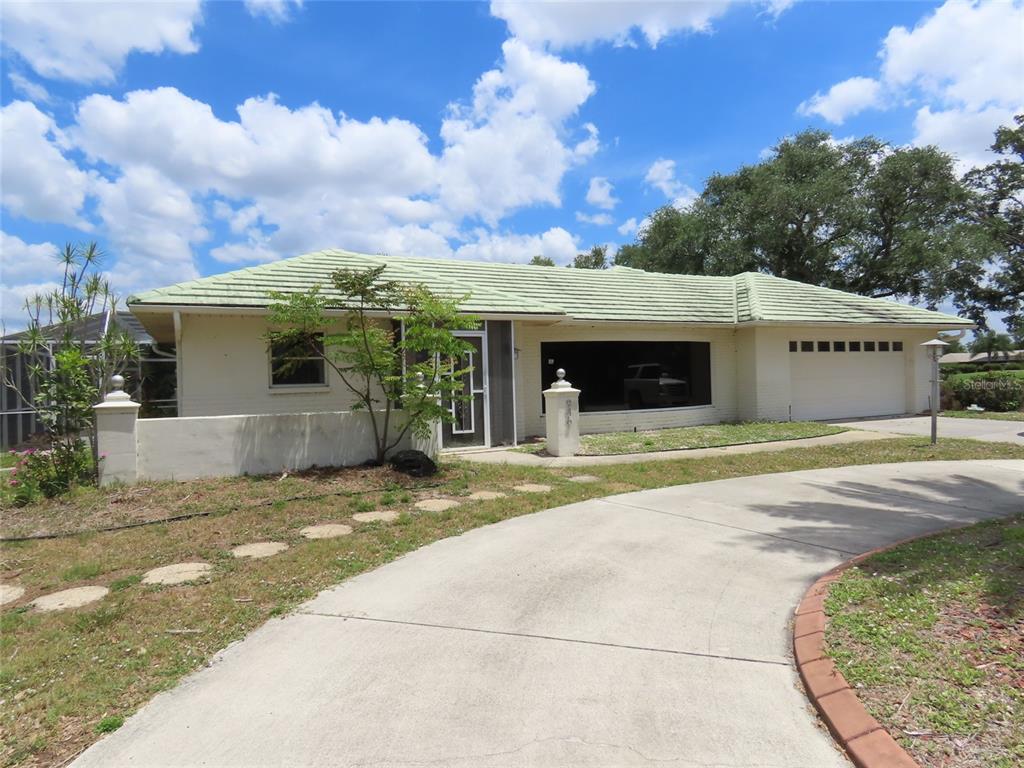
[946,371,1024,412]
[7,443,95,506]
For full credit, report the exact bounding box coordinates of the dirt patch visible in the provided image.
[0,465,436,540]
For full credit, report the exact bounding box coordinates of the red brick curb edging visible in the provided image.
[793,543,926,768]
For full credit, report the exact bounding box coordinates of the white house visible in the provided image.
[105,249,970,480]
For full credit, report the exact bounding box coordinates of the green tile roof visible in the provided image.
[129,249,970,326]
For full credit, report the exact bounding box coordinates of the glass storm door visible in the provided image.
[441,333,488,448]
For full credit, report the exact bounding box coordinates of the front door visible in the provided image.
[441,333,488,449]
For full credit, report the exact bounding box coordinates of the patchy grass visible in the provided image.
[942,410,1024,422]
[0,454,17,469]
[2,437,1023,767]
[516,420,845,456]
[825,516,1024,768]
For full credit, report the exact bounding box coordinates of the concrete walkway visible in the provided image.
[832,415,1024,445]
[456,427,890,466]
[73,461,1024,768]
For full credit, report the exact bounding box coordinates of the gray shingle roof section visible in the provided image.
[129,248,970,327]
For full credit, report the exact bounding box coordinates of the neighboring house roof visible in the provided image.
[940,350,1023,364]
[2,310,154,344]
[129,249,971,326]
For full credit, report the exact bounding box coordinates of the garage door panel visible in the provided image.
[791,352,905,421]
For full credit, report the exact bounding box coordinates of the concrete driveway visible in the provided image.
[833,415,1024,444]
[73,461,1024,768]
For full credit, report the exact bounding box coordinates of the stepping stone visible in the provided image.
[32,586,108,612]
[352,510,399,523]
[231,542,289,559]
[414,498,461,513]
[568,475,600,483]
[299,524,353,539]
[0,583,25,606]
[513,483,552,493]
[142,562,212,586]
[468,490,507,501]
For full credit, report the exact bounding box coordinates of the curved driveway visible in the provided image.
[74,460,1024,768]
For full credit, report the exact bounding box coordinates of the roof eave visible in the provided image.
[127,302,567,323]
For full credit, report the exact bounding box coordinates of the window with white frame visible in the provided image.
[270,333,326,387]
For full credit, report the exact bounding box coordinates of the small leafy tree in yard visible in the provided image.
[3,243,138,498]
[266,266,480,463]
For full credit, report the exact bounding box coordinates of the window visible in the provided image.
[833,341,846,352]
[801,341,814,352]
[893,341,903,352]
[789,341,798,352]
[864,341,876,352]
[878,341,890,352]
[540,341,712,412]
[270,333,326,387]
[849,341,861,352]
[817,341,830,352]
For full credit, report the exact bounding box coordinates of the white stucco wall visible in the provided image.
[167,313,949,448]
[136,410,408,481]
[177,313,385,417]
[513,321,738,438]
[751,326,942,421]
[511,321,946,436]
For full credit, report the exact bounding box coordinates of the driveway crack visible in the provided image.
[298,612,789,667]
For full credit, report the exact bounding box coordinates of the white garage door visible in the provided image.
[790,341,907,421]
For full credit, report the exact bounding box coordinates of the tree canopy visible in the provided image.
[615,121,1022,335]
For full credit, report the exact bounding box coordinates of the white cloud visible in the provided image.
[7,71,50,103]
[244,0,303,23]
[585,176,618,210]
[644,158,680,196]
[438,39,596,224]
[575,211,614,226]
[797,0,1023,168]
[5,41,598,296]
[880,0,1022,110]
[797,77,882,124]
[490,1,737,49]
[1,101,91,226]
[913,104,1019,172]
[453,226,579,264]
[93,166,206,290]
[645,158,699,208]
[1,279,62,333]
[0,0,202,83]
[0,232,61,283]
[617,217,640,236]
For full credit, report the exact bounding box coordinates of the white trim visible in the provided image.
[450,349,477,435]
[510,320,518,447]
[579,403,716,418]
[441,328,490,449]
[129,304,567,323]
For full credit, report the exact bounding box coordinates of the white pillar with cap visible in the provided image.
[93,374,141,486]
[542,368,581,457]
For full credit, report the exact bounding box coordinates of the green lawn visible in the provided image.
[517,420,845,456]
[825,516,1024,768]
[941,410,1024,422]
[1,453,18,469]
[3,437,1023,767]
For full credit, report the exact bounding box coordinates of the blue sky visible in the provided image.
[2,0,1021,331]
